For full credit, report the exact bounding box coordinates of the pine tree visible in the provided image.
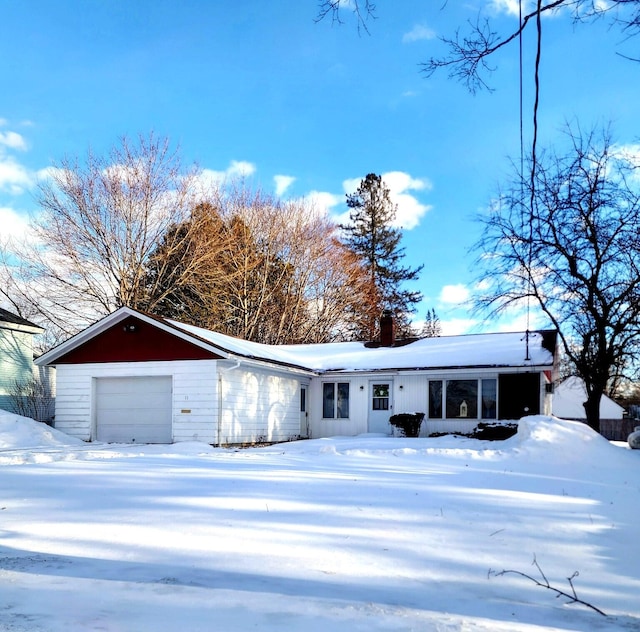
[421,308,441,338]
[341,173,423,340]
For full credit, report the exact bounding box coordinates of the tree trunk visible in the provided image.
[583,390,602,435]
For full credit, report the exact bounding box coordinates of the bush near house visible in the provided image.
[8,378,55,425]
[389,413,425,437]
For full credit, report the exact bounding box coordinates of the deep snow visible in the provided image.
[0,411,638,631]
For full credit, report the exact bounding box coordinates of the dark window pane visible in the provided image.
[337,383,350,418]
[323,383,335,418]
[481,379,497,419]
[446,380,478,418]
[429,380,443,418]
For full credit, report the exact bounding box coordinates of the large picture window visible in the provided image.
[446,380,478,419]
[429,377,499,420]
[323,382,350,419]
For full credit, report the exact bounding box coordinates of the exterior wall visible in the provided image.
[218,361,308,445]
[309,368,550,439]
[0,327,36,413]
[53,360,219,442]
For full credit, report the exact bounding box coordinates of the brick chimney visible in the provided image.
[380,310,395,347]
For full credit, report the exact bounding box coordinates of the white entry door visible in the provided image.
[299,385,309,438]
[368,381,393,434]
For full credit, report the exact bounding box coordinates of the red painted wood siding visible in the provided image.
[55,316,222,363]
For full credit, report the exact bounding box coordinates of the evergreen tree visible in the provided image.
[421,308,441,338]
[341,173,422,340]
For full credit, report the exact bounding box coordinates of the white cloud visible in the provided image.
[0,131,27,151]
[274,175,295,197]
[0,125,33,194]
[227,160,256,177]
[488,0,522,16]
[305,190,343,215]
[0,206,30,239]
[0,155,33,194]
[402,24,436,43]
[439,284,471,305]
[440,317,478,336]
[197,160,257,190]
[488,0,564,17]
[342,171,432,230]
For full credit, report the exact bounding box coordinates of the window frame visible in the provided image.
[322,381,350,419]
[428,377,498,420]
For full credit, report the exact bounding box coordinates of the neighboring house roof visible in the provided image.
[0,308,44,334]
[552,376,625,420]
[36,306,557,374]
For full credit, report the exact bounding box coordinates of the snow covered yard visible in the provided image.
[0,413,638,631]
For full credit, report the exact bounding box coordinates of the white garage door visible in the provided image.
[96,376,173,443]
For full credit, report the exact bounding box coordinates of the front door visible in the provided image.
[368,381,393,434]
[299,385,309,438]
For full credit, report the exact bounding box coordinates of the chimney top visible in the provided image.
[380,310,395,347]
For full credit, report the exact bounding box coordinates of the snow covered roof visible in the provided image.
[168,317,555,373]
[36,307,556,373]
[552,376,625,419]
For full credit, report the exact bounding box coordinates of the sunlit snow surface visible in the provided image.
[0,411,638,631]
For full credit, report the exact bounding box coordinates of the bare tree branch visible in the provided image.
[489,554,607,616]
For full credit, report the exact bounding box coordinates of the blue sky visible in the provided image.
[1,1,639,334]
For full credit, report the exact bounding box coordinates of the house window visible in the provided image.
[446,380,478,419]
[481,379,497,419]
[323,382,350,419]
[428,380,443,418]
[372,383,390,410]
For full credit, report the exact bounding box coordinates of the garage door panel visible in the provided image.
[96,376,172,443]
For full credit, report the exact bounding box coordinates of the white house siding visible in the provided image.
[0,328,34,412]
[308,369,551,439]
[218,362,306,445]
[53,360,218,443]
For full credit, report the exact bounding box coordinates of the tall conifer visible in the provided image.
[341,173,422,340]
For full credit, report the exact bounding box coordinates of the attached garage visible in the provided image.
[35,307,313,445]
[95,376,172,443]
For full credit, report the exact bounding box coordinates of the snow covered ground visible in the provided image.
[0,412,638,631]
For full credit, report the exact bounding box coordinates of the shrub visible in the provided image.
[389,413,425,437]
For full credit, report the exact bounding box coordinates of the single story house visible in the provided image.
[35,306,558,444]
[0,308,46,415]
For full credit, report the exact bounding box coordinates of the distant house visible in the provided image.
[35,306,558,444]
[552,376,631,440]
[0,308,45,415]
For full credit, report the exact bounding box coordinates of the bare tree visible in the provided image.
[315,0,377,34]
[151,187,371,344]
[423,1,640,94]
[474,125,640,433]
[2,133,215,341]
[317,2,640,89]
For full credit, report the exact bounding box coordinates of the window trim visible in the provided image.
[322,381,350,419]
[428,377,498,420]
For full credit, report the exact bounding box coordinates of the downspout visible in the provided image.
[217,359,242,446]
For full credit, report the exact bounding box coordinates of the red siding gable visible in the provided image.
[55,316,221,363]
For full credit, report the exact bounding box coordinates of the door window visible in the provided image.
[372,384,390,410]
